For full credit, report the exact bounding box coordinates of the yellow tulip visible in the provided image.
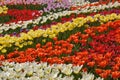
[8,44,12,47]
[84,24,89,28]
[0,6,8,14]
[0,46,3,50]
[23,42,27,46]
[3,11,7,14]
[42,39,46,43]
[15,42,20,46]
[100,22,104,25]
[1,49,7,53]
[28,41,33,45]
[19,44,23,48]
[0,7,3,14]
[60,28,65,32]
[49,34,56,39]
[43,34,48,37]
[52,29,58,34]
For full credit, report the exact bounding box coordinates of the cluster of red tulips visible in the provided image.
[6,9,42,23]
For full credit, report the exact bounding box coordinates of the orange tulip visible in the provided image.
[53,37,58,41]
[46,42,52,47]
[87,61,95,67]
[112,71,120,79]
[99,60,107,68]
[112,65,119,71]
[36,43,41,48]
[82,68,88,72]
[105,52,112,58]
[74,39,79,43]
[0,55,5,60]
[95,69,103,74]
[99,72,108,79]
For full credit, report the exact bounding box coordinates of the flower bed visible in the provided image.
[0,1,120,80]
[0,13,119,54]
[0,17,120,80]
[0,1,120,34]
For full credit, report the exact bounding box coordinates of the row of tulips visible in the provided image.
[71,0,112,10]
[71,0,120,11]
[0,0,54,5]
[0,61,104,80]
[0,8,120,36]
[0,13,119,54]
[0,19,119,79]
[0,9,42,24]
[0,1,120,34]
[0,0,71,11]
[7,9,42,23]
[71,1,119,10]
[71,0,120,10]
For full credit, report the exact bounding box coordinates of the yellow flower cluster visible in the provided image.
[0,6,8,14]
[0,13,120,53]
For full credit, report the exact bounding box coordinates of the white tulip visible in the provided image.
[61,65,73,75]
[73,65,83,74]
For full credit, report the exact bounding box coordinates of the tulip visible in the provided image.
[112,71,120,79]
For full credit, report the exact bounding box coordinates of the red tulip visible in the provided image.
[112,71,120,79]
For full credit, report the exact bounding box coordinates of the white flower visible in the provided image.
[62,76,74,80]
[44,66,52,74]
[0,61,106,80]
[4,26,9,31]
[4,72,10,77]
[95,77,104,80]
[81,72,95,80]
[14,64,23,72]
[48,15,54,20]
[22,24,27,29]
[37,69,44,78]
[0,30,3,33]
[28,76,40,80]
[50,68,59,78]
[73,65,83,74]
[17,21,22,24]
[11,26,17,30]
[54,13,59,19]
[61,64,73,75]
[41,16,47,23]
